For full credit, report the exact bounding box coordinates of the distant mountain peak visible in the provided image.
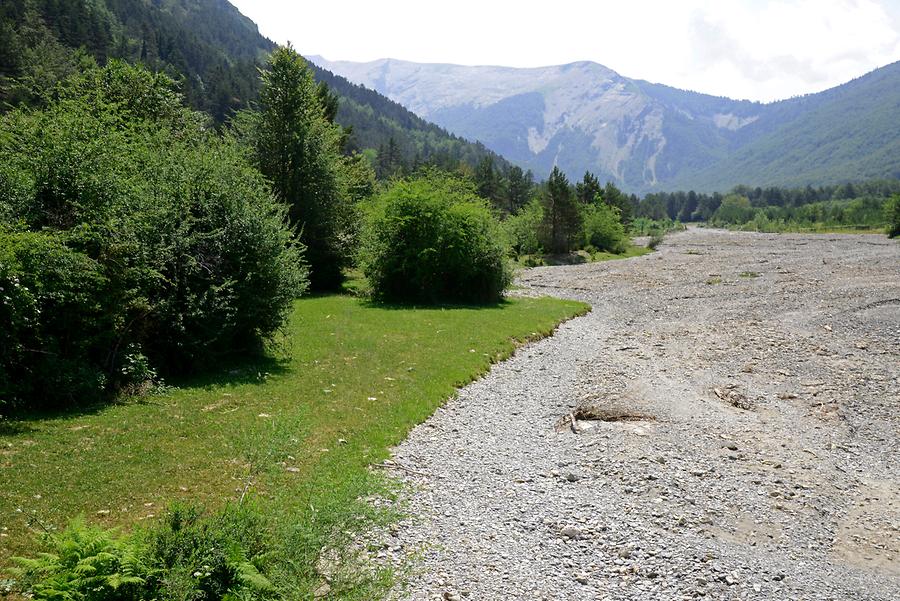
[313,57,900,192]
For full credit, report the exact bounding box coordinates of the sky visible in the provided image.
[229,0,900,102]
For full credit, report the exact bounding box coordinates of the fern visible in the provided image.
[13,519,150,601]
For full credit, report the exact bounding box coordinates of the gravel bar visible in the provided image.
[374,228,899,600]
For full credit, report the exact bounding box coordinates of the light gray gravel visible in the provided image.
[371,228,900,600]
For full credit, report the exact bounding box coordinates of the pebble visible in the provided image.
[362,230,900,601]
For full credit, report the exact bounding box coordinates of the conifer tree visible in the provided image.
[246,45,348,290]
[540,167,581,253]
[504,166,534,213]
[474,156,501,204]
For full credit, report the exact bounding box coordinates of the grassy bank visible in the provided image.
[515,243,652,267]
[0,293,588,597]
[732,223,885,234]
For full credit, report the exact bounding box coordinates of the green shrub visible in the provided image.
[885,195,900,238]
[647,234,664,250]
[0,62,307,411]
[0,229,114,409]
[502,198,543,256]
[359,172,512,303]
[711,194,755,225]
[581,202,627,253]
[144,504,274,601]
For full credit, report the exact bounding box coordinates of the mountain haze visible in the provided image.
[311,56,900,192]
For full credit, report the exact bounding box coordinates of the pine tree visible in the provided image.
[602,181,632,225]
[539,167,581,253]
[246,45,348,290]
[575,171,602,205]
[474,156,501,204]
[505,166,534,213]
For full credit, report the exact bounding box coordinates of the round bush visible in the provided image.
[581,202,627,253]
[0,63,308,411]
[359,173,511,303]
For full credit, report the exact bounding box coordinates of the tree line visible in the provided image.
[637,180,900,223]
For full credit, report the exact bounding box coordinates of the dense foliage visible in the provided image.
[359,172,512,303]
[238,46,360,291]
[503,198,544,256]
[14,505,277,601]
[503,168,631,259]
[885,195,900,238]
[0,0,508,176]
[634,183,894,233]
[0,61,306,411]
[637,179,900,223]
[581,202,627,254]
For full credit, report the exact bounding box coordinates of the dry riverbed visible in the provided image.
[369,229,899,600]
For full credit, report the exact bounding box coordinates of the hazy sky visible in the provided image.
[230,0,900,102]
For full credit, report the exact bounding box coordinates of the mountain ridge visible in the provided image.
[311,55,900,192]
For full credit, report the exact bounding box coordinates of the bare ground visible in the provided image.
[374,228,899,600]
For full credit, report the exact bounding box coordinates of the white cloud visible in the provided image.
[230,0,900,101]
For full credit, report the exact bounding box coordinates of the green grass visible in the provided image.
[592,244,652,262]
[514,243,651,268]
[720,222,887,235]
[0,293,588,595]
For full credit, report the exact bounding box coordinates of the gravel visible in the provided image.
[369,228,900,600]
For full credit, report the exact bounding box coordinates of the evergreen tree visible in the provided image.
[504,166,534,213]
[602,181,632,225]
[539,167,581,253]
[377,136,402,178]
[678,190,699,221]
[244,45,348,290]
[575,171,602,205]
[474,156,501,204]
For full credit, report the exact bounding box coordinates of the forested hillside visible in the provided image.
[669,63,900,191]
[0,0,508,174]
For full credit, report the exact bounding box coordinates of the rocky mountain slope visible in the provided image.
[311,56,900,192]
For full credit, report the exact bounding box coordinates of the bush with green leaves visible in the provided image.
[581,202,627,254]
[0,61,307,411]
[502,197,544,256]
[885,195,900,238]
[0,229,114,407]
[359,172,512,303]
[711,194,755,225]
[143,504,274,601]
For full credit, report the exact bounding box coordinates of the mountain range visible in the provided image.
[310,56,900,193]
[4,1,899,194]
